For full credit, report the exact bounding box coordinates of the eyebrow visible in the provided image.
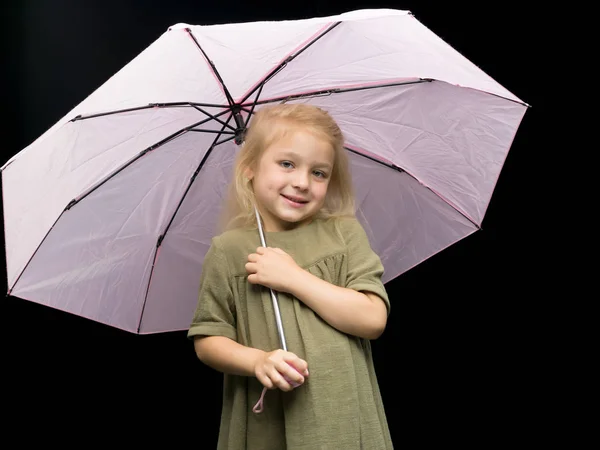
[277,150,333,170]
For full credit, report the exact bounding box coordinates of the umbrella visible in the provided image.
[1,9,529,334]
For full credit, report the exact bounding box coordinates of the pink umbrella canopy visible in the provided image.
[1,9,528,334]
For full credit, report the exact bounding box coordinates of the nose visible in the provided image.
[292,171,310,190]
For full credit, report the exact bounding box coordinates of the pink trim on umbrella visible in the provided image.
[185,29,231,104]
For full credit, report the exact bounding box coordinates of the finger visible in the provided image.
[283,375,302,388]
[257,373,274,390]
[270,370,293,392]
[276,360,305,385]
[247,274,258,284]
[256,247,266,255]
[245,262,257,274]
[283,353,309,376]
[247,253,259,262]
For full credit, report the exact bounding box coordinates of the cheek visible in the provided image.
[313,182,330,200]
[258,173,285,192]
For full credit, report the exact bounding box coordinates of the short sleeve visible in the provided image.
[338,218,390,315]
[187,237,237,341]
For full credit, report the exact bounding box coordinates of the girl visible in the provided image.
[188,104,393,449]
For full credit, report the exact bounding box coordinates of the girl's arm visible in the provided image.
[246,246,388,340]
[288,269,388,340]
[194,335,265,377]
[194,336,309,390]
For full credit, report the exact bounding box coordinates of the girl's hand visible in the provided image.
[246,247,302,292]
[253,349,309,391]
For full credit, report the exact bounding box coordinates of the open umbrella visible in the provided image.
[1,9,529,334]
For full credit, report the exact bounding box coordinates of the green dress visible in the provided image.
[187,217,393,449]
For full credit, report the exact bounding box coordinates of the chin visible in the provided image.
[276,211,311,225]
[279,214,306,224]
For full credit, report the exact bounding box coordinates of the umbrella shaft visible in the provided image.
[254,206,288,351]
[269,289,288,351]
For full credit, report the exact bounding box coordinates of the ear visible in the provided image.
[244,167,254,181]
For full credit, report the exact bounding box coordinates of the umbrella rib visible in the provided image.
[241,78,527,108]
[241,79,429,107]
[137,113,235,333]
[215,134,237,146]
[189,129,235,135]
[185,28,235,107]
[238,21,342,105]
[344,146,405,173]
[71,102,230,121]
[345,146,480,230]
[191,106,237,131]
[244,83,264,128]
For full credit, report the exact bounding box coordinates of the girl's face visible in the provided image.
[247,129,334,232]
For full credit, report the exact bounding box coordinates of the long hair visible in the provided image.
[218,103,355,232]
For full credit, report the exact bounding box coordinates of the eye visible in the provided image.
[313,170,327,179]
[280,161,294,169]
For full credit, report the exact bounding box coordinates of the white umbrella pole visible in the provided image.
[254,206,288,351]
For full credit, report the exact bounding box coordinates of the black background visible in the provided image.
[1,0,543,447]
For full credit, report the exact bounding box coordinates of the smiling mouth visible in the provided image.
[282,194,309,204]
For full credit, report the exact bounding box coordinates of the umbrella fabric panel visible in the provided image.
[140,140,238,334]
[258,13,522,103]
[2,106,219,289]
[278,81,527,226]
[10,128,219,333]
[348,151,478,285]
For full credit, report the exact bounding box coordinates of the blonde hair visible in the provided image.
[219,103,355,232]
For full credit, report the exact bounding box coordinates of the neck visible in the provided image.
[254,205,313,233]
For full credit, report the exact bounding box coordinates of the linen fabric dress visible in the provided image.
[187,216,393,449]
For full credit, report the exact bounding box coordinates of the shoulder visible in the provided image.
[209,227,257,276]
[327,216,377,256]
[213,226,253,248]
[333,216,363,231]
[328,216,368,240]
[309,216,371,252]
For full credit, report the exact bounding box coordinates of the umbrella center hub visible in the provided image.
[233,107,246,145]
